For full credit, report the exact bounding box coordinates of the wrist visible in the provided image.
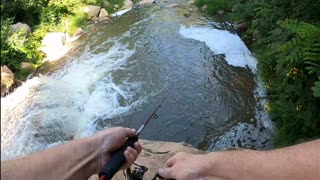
[210,150,262,180]
[79,136,101,176]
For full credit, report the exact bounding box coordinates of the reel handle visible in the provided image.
[98,135,139,179]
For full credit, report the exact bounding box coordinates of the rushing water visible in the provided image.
[1,0,274,160]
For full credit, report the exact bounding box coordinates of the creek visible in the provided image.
[1,0,274,160]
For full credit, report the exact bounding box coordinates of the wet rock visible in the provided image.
[166,3,178,8]
[13,79,23,88]
[217,10,225,16]
[234,22,248,33]
[10,22,31,38]
[99,8,108,17]
[1,66,15,97]
[187,0,195,4]
[73,28,85,37]
[88,140,205,180]
[20,62,35,70]
[189,8,194,12]
[41,32,66,47]
[97,16,110,23]
[84,5,101,17]
[201,4,208,11]
[183,12,191,18]
[39,32,73,62]
[139,0,156,5]
[122,0,134,9]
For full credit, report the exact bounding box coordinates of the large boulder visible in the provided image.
[99,8,109,17]
[201,4,208,11]
[10,22,31,38]
[84,5,101,17]
[1,66,15,97]
[234,22,248,33]
[122,0,134,9]
[88,140,205,180]
[139,0,156,5]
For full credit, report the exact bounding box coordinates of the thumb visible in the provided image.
[158,168,175,179]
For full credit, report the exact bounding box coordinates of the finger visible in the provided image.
[122,150,135,170]
[166,157,176,167]
[158,168,175,179]
[134,142,142,154]
[126,146,138,160]
[123,128,136,137]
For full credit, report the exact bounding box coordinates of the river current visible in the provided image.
[1,0,274,160]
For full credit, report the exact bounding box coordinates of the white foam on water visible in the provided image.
[111,8,132,17]
[179,25,274,150]
[1,37,142,160]
[179,26,257,72]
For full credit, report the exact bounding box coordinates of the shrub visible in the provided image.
[195,0,235,15]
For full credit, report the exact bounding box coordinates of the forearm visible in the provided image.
[1,136,98,180]
[207,140,320,180]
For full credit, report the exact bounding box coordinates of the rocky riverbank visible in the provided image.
[1,0,157,97]
[88,139,205,180]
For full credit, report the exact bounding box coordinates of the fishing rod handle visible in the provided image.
[98,135,139,180]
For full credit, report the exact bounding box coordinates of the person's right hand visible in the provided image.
[157,152,216,180]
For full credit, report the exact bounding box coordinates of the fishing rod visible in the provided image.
[99,99,165,180]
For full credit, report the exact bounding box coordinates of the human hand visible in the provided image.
[93,127,142,170]
[157,152,214,180]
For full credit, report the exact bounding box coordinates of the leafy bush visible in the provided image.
[1,18,27,72]
[68,12,88,34]
[195,0,235,15]
[195,0,320,146]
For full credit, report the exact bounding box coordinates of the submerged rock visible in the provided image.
[88,140,205,180]
[166,3,178,8]
[97,16,110,23]
[183,12,191,18]
[1,66,15,97]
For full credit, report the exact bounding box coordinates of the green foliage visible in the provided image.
[195,0,235,15]
[68,12,88,34]
[1,0,128,80]
[1,18,26,72]
[195,0,320,146]
[312,77,320,97]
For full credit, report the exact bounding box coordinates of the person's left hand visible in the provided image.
[92,127,142,170]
